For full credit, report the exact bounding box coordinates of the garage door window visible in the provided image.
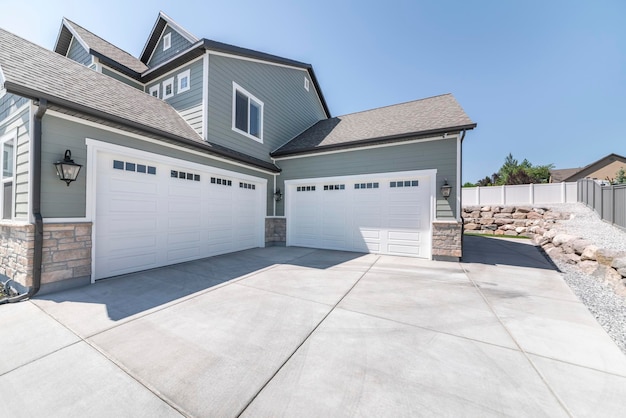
[211,177,232,186]
[113,159,156,175]
[390,180,419,188]
[323,184,345,190]
[296,186,315,192]
[354,182,379,190]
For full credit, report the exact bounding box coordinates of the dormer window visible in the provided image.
[163,33,171,51]
[232,82,263,143]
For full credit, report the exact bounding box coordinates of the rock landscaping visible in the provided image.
[462,205,568,237]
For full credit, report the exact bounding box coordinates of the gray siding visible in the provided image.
[276,138,458,219]
[145,59,203,135]
[101,67,144,90]
[41,115,275,218]
[67,38,92,66]
[148,27,193,68]
[0,103,30,220]
[0,93,28,123]
[207,54,326,163]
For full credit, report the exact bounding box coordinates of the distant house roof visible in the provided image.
[0,28,279,172]
[55,18,149,76]
[271,94,476,157]
[550,153,626,182]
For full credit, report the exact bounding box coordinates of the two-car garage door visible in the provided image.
[93,148,265,280]
[285,172,433,258]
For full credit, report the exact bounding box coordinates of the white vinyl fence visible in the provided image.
[462,182,577,206]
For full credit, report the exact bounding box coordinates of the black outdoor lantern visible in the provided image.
[54,149,82,186]
[274,188,283,202]
[440,178,452,200]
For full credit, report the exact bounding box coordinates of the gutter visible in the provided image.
[0,99,46,304]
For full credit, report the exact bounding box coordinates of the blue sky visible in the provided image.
[1,0,624,183]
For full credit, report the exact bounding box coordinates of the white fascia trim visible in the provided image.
[144,55,203,84]
[283,169,437,185]
[177,69,191,93]
[62,19,90,53]
[101,64,144,86]
[162,77,175,99]
[0,103,30,128]
[46,110,276,175]
[85,138,268,184]
[145,24,167,66]
[232,81,264,143]
[208,50,309,73]
[159,11,199,43]
[273,134,456,161]
[202,53,209,140]
[142,41,205,77]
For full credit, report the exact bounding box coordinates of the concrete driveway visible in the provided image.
[1,236,626,417]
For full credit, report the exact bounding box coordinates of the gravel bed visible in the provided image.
[545,203,626,355]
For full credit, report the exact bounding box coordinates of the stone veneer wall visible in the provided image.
[432,221,462,260]
[265,218,286,247]
[0,222,92,293]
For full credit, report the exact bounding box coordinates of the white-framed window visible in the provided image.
[162,77,175,99]
[163,33,171,51]
[232,82,263,143]
[177,69,190,93]
[1,134,15,220]
[304,77,310,91]
[149,84,160,98]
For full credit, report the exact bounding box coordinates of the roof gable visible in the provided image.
[272,94,476,157]
[140,11,199,65]
[55,18,148,75]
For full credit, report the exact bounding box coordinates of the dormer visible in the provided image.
[140,11,199,69]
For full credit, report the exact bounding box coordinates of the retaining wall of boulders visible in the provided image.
[461,205,626,296]
[462,206,568,237]
[535,231,626,297]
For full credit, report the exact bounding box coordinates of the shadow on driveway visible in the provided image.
[462,235,558,271]
[34,247,365,322]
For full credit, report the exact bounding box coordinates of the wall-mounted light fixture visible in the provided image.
[54,150,82,186]
[274,188,283,202]
[440,178,452,200]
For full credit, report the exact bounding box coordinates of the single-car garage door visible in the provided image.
[285,171,433,258]
[93,149,266,280]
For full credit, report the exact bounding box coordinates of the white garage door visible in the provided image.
[94,150,265,280]
[286,172,432,258]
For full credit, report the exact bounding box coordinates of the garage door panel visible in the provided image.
[288,173,431,258]
[94,150,264,280]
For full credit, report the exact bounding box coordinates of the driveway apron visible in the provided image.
[0,237,625,417]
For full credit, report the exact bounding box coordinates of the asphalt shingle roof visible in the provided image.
[272,94,476,157]
[0,28,279,172]
[64,19,148,74]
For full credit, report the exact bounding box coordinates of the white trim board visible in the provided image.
[272,134,456,161]
[46,111,277,175]
[61,19,90,53]
[0,103,30,129]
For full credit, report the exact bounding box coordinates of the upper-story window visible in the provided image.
[232,82,263,143]
[163,33,172,51]
[177,69,190,93]
[304,77,310,91]
[149,85,160,98]
[162,77,174,99]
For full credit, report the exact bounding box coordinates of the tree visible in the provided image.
[616,167,626,184]
[474,153,554,186]
[463,182,477,188]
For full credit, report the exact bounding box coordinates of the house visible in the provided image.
[0,12,476,297]
[550,153,626,183]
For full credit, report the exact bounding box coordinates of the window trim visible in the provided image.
[304,77,310,91]
[149,84,160,98]
[231,82,264,143]
[163,33,171,51]
[1,132,16,220]
[177,69,190,93]
[162,77,175,99]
